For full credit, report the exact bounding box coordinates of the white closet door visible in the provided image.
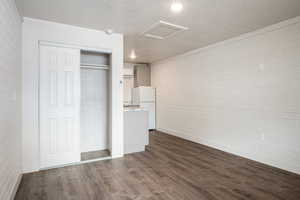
[40,45,80,168]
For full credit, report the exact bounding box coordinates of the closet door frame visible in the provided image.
[38,41,113,169]
[39,41,113,54]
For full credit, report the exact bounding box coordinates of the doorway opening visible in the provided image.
[80,50,112,161]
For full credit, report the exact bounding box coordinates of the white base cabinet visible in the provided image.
[124,110,149,154]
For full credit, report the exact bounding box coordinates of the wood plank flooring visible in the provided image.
[15,131,300,200]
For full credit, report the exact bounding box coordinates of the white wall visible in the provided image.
[0,0,22,199]
[22,18,124,173]
[151,16,300,174]
[123,63,134,105]
[81,69,108,152]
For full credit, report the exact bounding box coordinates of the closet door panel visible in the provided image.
[40,45,80,169]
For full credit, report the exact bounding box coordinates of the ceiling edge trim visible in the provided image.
[151,15,300,65]
[22,17,124,37]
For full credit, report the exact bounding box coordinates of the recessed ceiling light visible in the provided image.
[130,50,137,59]
[105,29,113,35]
[171,0,183,13]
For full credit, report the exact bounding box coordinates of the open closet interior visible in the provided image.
[80,50,111,161]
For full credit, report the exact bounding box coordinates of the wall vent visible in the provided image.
[142,21,188,40]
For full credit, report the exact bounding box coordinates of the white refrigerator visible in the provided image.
[132,86,156,130]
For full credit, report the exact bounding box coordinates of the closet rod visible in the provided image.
[80,66,109,70]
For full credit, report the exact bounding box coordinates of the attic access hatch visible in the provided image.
[142,20,188,40]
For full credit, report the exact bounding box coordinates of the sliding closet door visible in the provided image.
[40,44,80,168]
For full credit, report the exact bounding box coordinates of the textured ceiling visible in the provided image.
[16,0,300,63]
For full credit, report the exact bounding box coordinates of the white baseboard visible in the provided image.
[10,174,22,200]
[111,154,123,159]
[157,127,240,154]
[157,128,300,175]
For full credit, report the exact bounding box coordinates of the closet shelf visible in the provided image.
[80,64,109,70]
[80,63,109,67]
[123,75,134,78]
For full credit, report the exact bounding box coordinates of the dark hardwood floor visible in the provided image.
[15,131,300,200]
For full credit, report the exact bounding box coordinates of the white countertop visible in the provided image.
[124,107,147,112]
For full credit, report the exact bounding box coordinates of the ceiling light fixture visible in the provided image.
[105,29,113,35]
[130,50,137,59]
[171,0,183,13]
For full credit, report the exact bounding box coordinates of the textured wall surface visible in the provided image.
[0,0,22,199]
[152,17,300,174]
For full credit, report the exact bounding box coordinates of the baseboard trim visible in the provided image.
[111,154,123,159]
[10,173,22,200]
[40,156,113,171]
[157,128,300,175]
